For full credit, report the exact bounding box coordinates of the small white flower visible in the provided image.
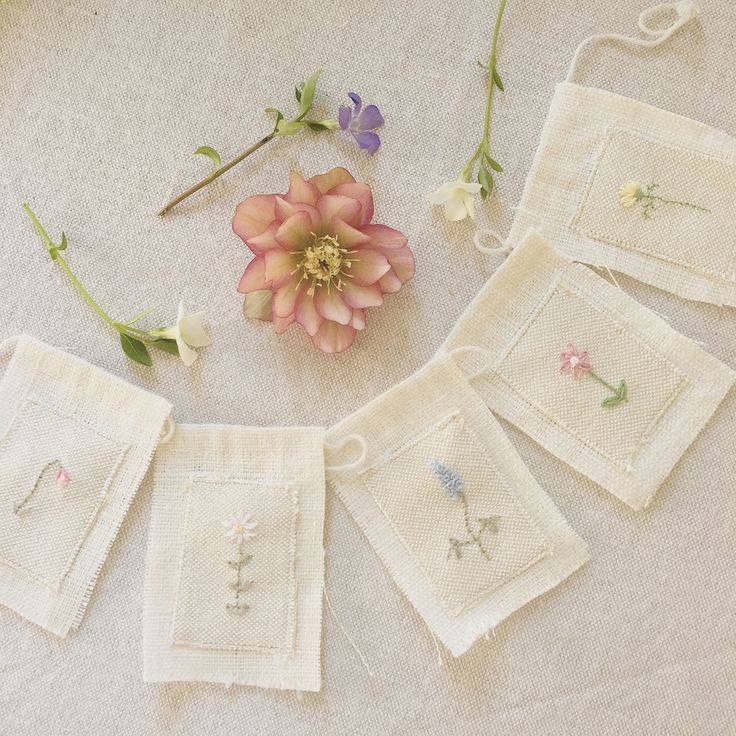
[429,178,483,222]
[155,301,211,367]
[618,181,643,208]
[222,512,257,544]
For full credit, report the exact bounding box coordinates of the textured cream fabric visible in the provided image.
[509,81,736,306]
[441,230,735,510]
[326,354,589,656]
[1,0,736,733]
[0,335,171,636]
[144,425,325,691]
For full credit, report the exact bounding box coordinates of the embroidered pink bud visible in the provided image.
[560,344,592,380]
[55,466,71,488]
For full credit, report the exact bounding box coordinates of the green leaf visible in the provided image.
[307,122,330,131]
[492,66,504,91]
[297,70,321,116]
[194,145,222,168]
[265,107,284,133]
[478,165,494,200]
[150,338,179,355]
[58,232,68,251]
[274,120,305,137]
[485,154,503,172]
[294,86,302,103]
[119,334,152,366]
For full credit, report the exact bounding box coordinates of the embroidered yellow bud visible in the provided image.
[618,181,643,208]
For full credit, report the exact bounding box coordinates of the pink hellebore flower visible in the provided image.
[234,168,414,353]
[559,344,592,380]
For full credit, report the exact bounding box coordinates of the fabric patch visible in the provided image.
[172,478,297,653]
[571,127,736,280]
[326,354,589,657]
[508,82,736,306]
[143,425,325,692]
[0,397,125,590]
[441,230,735,510]
[0,335,171,637]
[362,412,551,616]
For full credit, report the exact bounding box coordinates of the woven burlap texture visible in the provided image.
[144,424,325,691]
[0,335,171,636]
[326,353,589,656]
[2,0,736,733]
[440,230,735,510]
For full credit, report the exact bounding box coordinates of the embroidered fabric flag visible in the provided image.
[325,353,589,657]
[441,230,735,510]
[0,334,171,636]
[143,424,325,691]
[508,2,736,307]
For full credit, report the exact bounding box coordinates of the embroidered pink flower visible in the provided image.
[234,167,414,353]
[55,466,71,489]
[559,344,592,380]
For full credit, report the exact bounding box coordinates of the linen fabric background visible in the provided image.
[0,1,734,734]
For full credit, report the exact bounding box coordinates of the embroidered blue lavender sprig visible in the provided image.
[431,460,500,561]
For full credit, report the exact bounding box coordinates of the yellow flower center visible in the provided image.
[234,523,244,533]
[295,233,355,296]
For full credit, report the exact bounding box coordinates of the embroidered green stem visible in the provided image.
[619,182,710,219]
[448,493,500,561]
[588,371,628,408]
[226,540,252,613]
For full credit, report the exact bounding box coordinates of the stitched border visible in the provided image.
[170,475,298,654]
[494,275,688,473]
[570,126,736,281]
[0,396,128,591]
[360,411,552,617]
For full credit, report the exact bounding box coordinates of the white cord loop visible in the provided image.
[158,416,176,445]
[473,228,513,255]
[566,1,701,83]
[324,433,368,472]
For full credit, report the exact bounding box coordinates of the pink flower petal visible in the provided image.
[311,319,357,353]
[351,309,366,330]
[309,167,355,194]
[246,222,281,255]
[243,290,273,321]
[274,197,320,228]
[318,195,362,230]
[237,256,270,293]
[264,249,299,288]
[284,171,321,206]
[314,286,353,325]
[331,217,370,248]
[275,211,314,250]
[360,223,408,250]
[378,269,403,294]
[348,249,391,286]
[294,289,323,336]
[232,194,277,242]
[272,313,295,334]
[382,245,415,284]
[272,276,302,318]
[330,182,374,225]
[341,281,384,308]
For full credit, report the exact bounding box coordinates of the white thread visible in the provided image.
[158,416,176,445]
[473,227,513,255]
[566,1,701,82]
[324,434,368,472]
[323,584,375,678]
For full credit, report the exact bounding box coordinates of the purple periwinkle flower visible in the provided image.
[338,92,384,155]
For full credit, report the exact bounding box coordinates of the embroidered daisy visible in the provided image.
[559,344,592,379]
[222,512,257,544]
[618,181,643,208]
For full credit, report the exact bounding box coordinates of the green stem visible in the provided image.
[460,493,490,560]
[648,195,710,212]
[23,204,161,344]
[158,133,275,216]
[588,370,618,395]
[461,0,508,180]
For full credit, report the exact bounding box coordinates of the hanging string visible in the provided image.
[473,227,513,255]
[158,416,176,444]
[323,579,375,678]
[448,344,495,382]
[324,433,368,472]
[566,1,701,83]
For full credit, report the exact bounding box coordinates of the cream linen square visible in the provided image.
[508,82,736,306]
[325,353,589,657]
[0,334,172,636]
[143,424,325,691]
[441,230,735,510]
